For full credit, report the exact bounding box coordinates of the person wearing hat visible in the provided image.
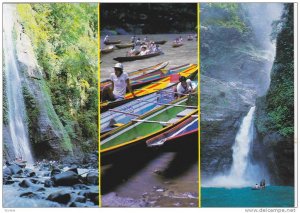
[174,76,194,98]
[101,63,136,101]
[139,45,149,56]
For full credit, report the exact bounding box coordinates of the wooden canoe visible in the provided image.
[100,63,191,91]
[104,40,121,45]
[100,61,169,90]
[100,95,198,161]
[154,40,167,45]
[101,79,198,135]
[115,43,134,49]
[100,64,198,112]
[146,114,198,147]
[172,43,184,48]
[101,45,114,54]
[114,51,162,62]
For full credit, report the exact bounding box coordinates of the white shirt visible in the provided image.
[139,49,149,56]
[110,72,129,98]
[177,79,192,95]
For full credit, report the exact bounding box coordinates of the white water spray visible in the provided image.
[3,4,34,163]
[204,107,263,188]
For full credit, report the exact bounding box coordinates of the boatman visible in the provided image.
[101,63,136,101]
[104,35,109,43]
[174,76,194,98]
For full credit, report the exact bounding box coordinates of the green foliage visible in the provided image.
[201,3,247,33]
[17,3,98,152]
[256,4,294,137]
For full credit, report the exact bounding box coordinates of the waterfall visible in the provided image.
[204,106,264,188]
[3,5,34,163]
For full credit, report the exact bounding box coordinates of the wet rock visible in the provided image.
[86,171,98,185]
[4,180,15,185]
[35,187,46,192]
[19,179,33,188]
[20,192,41,199]
[51,167,61,177]
[8,164,22,174]
[74,196,86,203]
[15,162,26,168]
[3,167,12,178]
[93,195,99,205]
[68,202,88,207]
[24,169,36,177]
[53,171,79,186]
[44,179,54,187]
[29,179,41,184]
[80,191,98,201]
[67,166,78,174]
[46,191,71,204]
[72,184,90,190]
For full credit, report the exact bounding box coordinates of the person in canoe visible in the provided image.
[104,35,109,43]
[101,63,136,101]
[174,76,194,98]
[131,35,136,43]
[260,179,266,188]
[139,45,150,56]
[135,37,142,46]
[127,45,139,56]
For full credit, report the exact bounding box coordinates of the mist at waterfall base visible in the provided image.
[3,5,34,164]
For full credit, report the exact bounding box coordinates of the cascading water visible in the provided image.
[204,106,265,188]
[3,4,34,163]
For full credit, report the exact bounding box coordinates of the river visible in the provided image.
[100,34,198,80]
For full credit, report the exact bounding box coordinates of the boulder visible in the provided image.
[52,171,79,186]
[46,191,71,204]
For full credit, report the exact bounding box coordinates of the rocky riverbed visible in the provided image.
[3,156,99,208]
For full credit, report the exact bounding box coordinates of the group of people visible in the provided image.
[254,179,266,189]
[173,36,184,44]
[101,63,194,102]
[128,36,161,56]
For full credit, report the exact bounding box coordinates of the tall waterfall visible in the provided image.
[204,106,265,187]
[3,5,34,163]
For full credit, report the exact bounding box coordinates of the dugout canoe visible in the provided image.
[101,63,192,91]
[172,43,184,48]
[101,79,198,135]
[100,95,198,163]
[100,61,169,90]
[154,40,167,45]
[100,64,198,112]
[146,113,198,148]
[101,45,114,54]
[113,51,163,62]
[115,43,134,49]
[104,40,121,45]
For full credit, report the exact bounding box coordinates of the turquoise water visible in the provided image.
[202,186,294,207]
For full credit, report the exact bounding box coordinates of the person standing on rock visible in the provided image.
[101,63,136,102]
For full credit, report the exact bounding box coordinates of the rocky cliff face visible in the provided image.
[200,4,275,96]
[201,75,256,178]
[3,20,74,161]
[254,4,294,185]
